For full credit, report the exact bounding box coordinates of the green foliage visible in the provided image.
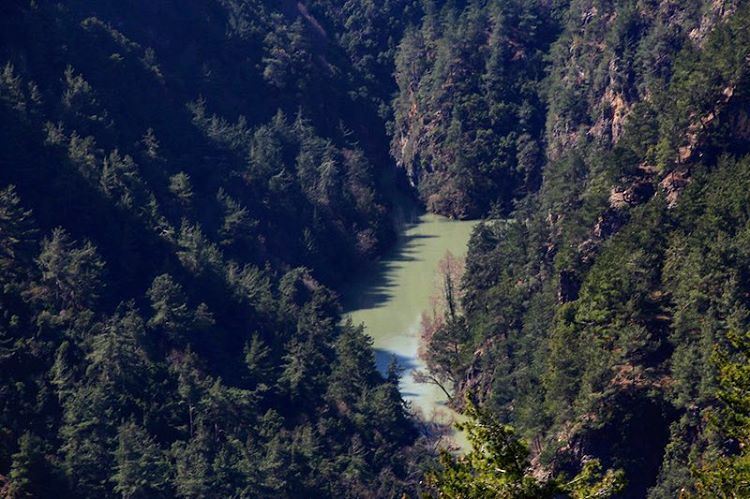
[168,172,193,209]
[5,433,58,499]
[113,422,172,499]
[426,398,546,498]
[694,322,750,496]
[655,3,750,168]
[566,459,626,499]
[425,397,624,498]
[33,228,105,314]
[1,0,750,497]
[0,185,35,282]
[0,0,419,487]
[391,0,557,218]
[427,3,750,497]
[691,159,750,494]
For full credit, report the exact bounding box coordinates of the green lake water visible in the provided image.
[343,209,477,446]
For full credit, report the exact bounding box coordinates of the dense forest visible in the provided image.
[1,0,750,497]
[0,1,424,497]
[415,0,750,497]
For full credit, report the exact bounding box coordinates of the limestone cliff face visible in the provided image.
[442,2,749,496]
[539,0,745,283]
[390,2,554,218]
[527,2,748,494]
[545,0,738,162]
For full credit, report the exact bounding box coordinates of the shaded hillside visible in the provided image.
[3,0,750,497]
[0,1,426,497]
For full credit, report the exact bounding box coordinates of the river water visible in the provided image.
[343,208,477,445]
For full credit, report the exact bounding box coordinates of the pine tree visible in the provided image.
[169,173,193,209]
[0,185,36,283]
[32,228,104,314]
[244,332,272,389]
[171,429,211,499]
[176,221,223,276]
[5,432,57,499]
[85,304,148,397]
[113,421,172,499]
[216,188,257,249]
[59,385,116,497]
[147,274,193,344]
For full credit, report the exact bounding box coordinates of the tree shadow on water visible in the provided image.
[344,227,437,311]
[375,350,423,397]
[374,349,418,376]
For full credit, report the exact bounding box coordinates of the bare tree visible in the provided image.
[416,251,469,400]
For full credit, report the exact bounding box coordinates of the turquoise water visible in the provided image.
[343,210,477,446]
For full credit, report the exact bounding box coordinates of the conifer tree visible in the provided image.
[113,421,172,499]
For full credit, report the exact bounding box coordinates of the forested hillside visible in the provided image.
[0,1,424,497]
[414,0,750,497]
[391,0,560,218]
[2,0,750,497]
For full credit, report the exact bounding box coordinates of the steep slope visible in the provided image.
[417,0,750,496]
[0,1,426,497]
[390,0,561,218]
[4,0,750,497]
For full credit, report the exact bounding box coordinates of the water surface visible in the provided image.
[343,210,477,443]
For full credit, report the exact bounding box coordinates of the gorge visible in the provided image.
[344,206,476,447]
[1,0,750,497]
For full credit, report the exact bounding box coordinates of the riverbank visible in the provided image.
[342,207,477,449]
